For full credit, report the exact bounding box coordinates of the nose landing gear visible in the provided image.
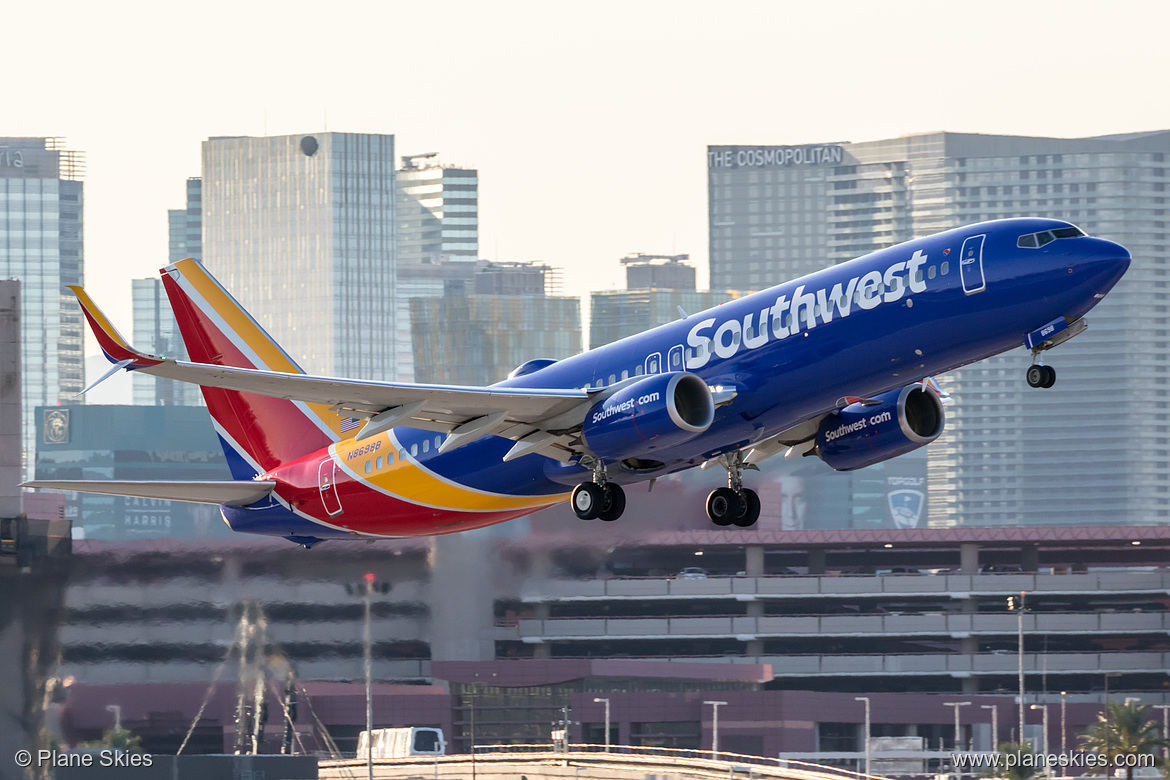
[1026,363,1056,388]
[705,451,761,528]
[571,460,626,522]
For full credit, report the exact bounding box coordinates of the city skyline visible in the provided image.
[7,1,1170,363]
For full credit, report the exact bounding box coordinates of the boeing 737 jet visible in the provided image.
[26,218,1130,546]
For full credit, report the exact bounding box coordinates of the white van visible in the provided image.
[357,727,446,758]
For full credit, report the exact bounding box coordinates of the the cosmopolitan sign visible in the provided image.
[709,145,844,168]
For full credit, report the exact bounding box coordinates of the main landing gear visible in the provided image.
[571,461,626,522]
[706,451,760,528]
[1026,363,1056,389]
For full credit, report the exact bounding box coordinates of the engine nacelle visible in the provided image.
[816,383,945,472]
[583,372,715,460]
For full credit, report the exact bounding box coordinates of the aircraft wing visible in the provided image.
[73,285,595,462]
[144,358,593,460]
[21,480,277,506]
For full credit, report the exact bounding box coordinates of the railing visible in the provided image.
[319,743,868,780]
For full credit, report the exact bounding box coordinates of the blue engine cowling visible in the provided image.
[816,382,945,472]
[582,372,715,460]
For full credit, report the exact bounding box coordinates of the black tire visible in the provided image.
[734,488,761,528]
[571,482,604,520]
[1042,365,1057,388]
[706,487,741,526]
[1026,364,1045,388]
[597,484,626,522]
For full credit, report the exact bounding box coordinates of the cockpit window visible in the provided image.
[1018,225,1085,248]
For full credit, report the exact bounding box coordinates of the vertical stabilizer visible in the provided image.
[161,258,357,478]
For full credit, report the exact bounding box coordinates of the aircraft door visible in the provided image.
[318,457,344,517]
[667,345,685,372]
[959,234,987,295]
[644,352,662,375]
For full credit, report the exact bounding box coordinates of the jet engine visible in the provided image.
[816,382,945,471]
[582,372,715,460]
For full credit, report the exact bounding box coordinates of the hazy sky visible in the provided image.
[7,0,1170,363]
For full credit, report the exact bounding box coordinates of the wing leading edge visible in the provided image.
[71,284,594,463]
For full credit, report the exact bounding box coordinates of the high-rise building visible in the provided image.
[397,154,478,266]
[589,252,739,349]
[168,177,202,263]
[131,178,206,406]
[202,133,398,379]
[410,262,581,386]
[131,279,202,406]
[0,138,85,469]
[708,131,1170,526]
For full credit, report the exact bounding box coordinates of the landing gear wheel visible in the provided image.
[1027,364,1056,388]
[597,484,626,522]
[571,482,604,520]
[734,488,761,528]
[706,487,742,526]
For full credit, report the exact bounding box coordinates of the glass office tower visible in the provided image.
[202,133,398,379]
[709,131,1170,526]
[0,138,85,469]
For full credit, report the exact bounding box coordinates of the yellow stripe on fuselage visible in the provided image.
[334,435,568,512]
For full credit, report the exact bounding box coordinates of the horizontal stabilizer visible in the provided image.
[22,480,277,507]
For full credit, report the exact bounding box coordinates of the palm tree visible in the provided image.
[980,741,1044,780]
[1079,701,1166,780]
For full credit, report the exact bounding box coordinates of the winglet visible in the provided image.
[68,285,163,367]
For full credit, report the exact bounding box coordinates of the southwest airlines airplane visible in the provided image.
[26,218,1129,547]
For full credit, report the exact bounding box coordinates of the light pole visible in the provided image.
[981,704,998,752]
[593,697,611,752]
[1030,705,1050,779]
[854,697,871,777]
[346,573,388,780]
[362,574,374,780]
[704,701,728,760]
[1152,705,1170,761]
[945,702,972,753]
[1060,692,1067,754]
[1009,592,1026,744]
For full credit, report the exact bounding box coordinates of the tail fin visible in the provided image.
[160,258,358,479]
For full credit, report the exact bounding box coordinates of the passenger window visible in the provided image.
[621,370,629,380]
[1018,234,1038,248]
[635,365,643,376]
[423,439,430,454]
[670,352,681,367]
[410,444,418,457]
[941,261,950,275]
[911,268,923,286]
[364,460,372,474]
[399,450,406,461]
[1037,231,1055,247]
[435,435,442,449]
[387,452,395,464]
[609,374,616,385]
[376,456,383,469]
[927,265,937,280]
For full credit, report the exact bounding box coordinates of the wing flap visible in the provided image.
[22,480,277,507]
